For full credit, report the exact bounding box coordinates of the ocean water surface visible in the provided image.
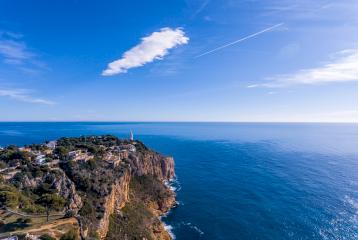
[0,122,357,239]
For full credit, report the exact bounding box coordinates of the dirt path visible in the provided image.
[9,217,78,235]
[4,208,65,218]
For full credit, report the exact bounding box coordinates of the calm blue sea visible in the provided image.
[0,122,357,240]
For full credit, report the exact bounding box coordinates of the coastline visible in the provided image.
[160,177,181,239]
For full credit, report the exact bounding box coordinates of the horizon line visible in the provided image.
[0,120,357,124]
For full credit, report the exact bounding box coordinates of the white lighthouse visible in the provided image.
[129,130,134,141]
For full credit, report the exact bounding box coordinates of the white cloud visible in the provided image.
[0,88,55,105]
[102,27,189,76]
[0,39,34,64]
[253,49,358,87]
[0,30,48,73]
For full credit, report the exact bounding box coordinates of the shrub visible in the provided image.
[0,190,19,208]
[78,200,94,217]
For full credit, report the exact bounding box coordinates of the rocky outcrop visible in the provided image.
[152,221,172,240]
[9,169,82,213]
[156,188,176,214]
[19,174,38,188]
[53,172,83,212]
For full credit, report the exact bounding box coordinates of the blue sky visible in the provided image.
[1,0,358,122]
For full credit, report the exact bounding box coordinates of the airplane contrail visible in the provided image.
[195,23,284,58]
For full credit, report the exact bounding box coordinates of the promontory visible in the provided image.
[0,135,176,240]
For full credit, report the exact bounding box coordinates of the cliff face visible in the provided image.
[96,167,131,239]
[95,149,176,239]
[128,152,175,180]
[105,172,176,240]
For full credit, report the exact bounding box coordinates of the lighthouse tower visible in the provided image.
[129,130,134,141]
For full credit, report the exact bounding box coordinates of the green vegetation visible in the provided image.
[0,148,33,167]
[56,135,121,156]
[107,201,155,240]
[0,217,32,232]
[130,175,172,205]
[36,194,66,222]
[0,184,46,213]
[26,144,48,152]
[0,145,68,235]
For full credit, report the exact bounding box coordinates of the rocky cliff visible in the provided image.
[97,148,176,239]
[53,172,83,212]
[96,167,131,239]
[127,152,175,180]
[0,135,176,240]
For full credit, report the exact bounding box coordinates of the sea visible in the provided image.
[0,122,357,240]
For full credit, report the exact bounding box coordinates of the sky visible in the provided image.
[0,0,358,122]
